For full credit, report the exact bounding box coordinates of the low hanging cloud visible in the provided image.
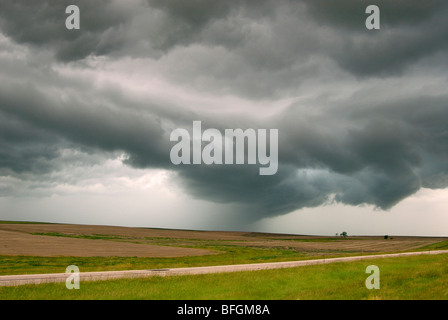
[0,0,447,222]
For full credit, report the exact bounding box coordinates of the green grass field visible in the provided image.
[1,253,447,300]
[0,245,309,276]
[2,241,427,276]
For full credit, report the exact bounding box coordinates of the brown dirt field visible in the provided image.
[0,223,254,241]
[0,227,213,258]
[0,223,446,257]
[232,239,440,253]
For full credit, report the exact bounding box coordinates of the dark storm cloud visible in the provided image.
[304,0,445,28]
[171,92,448,219]
[0,0,130,61]
[1,0,448,221]
[1,70,447,219]
[0,79,174,172]
[145,0,448,94]
[0,0,272,61]
[175,164,333,220]
[1,0,447,80]
[0,111,62,174]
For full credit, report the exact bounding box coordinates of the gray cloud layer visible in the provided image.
[0,0,447,221]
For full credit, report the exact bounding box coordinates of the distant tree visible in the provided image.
[335,233,339,237]
[341,231,347,238]
[384,235,389,239]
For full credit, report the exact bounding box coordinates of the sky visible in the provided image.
[0,0,447,236]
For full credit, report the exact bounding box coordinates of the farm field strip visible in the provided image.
[1,222,447,278]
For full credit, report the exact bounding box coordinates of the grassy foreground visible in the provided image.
[1,253,447,300]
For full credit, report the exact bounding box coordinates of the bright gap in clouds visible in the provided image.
[53,54,295,121]
[254,188,448,237]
